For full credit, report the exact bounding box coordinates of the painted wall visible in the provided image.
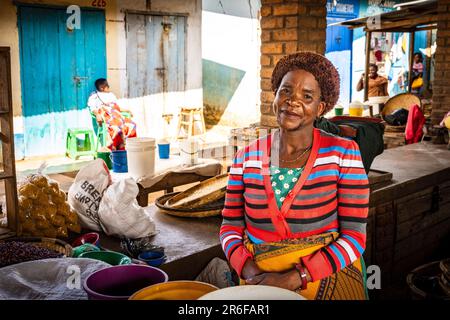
[202,0,261,128]
[0,0,202,154]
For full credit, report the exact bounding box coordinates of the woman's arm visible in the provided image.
[220,149,256,278]
[356,74,364,92]
[300,140,369,282]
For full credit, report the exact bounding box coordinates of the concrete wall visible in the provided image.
[202,0,261,128]
[0,0,202,141]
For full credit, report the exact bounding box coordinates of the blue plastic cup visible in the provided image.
[110,150,128,173]
[158,143,170,159]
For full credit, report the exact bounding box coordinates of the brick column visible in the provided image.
[260,0,327,127]
[432,0,450,125]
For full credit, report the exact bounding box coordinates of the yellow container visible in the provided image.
[129,281,219,300]
[444,116,450,130]
[349,102,364,117]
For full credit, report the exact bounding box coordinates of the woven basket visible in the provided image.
[381,93,421,118]
[3,237,73,257]
[155,192,224,218]
[165,173,228,209]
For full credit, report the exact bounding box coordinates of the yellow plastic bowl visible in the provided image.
[129,281,219,300]
[349,107,363,117]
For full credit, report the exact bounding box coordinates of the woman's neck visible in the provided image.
[279,126,314,155]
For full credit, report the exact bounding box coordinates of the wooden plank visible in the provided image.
[364,31,371,103]
[408,32,415,92]
[368,169,393,185]
[0,48,18,233]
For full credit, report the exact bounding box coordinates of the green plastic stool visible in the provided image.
[66,128,96,160]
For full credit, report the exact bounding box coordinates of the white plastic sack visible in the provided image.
[68,159,112,231]
[0,258,110,300]
[98,178,156,239]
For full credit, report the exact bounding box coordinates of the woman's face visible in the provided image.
[273,69,325,131]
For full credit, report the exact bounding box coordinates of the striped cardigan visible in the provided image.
[219,128,369,282]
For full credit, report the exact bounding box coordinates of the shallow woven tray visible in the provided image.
[2,237,73,257]
[155,192,224,218]
[384,124,406,132]
[440,258,450,282]
[381,92,421,118]
[165,173,229,209]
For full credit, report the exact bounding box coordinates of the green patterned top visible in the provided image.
[270,165,304,209]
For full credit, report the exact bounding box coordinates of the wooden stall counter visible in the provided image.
[90,206,224,281]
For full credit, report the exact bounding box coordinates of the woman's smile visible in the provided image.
[280,109,302,119]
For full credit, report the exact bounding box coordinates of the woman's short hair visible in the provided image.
[95,78,109,91]
[271,51,340,114]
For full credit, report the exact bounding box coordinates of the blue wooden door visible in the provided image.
[18,5,106,157]
[126,14,186,139]
[326,15,354,105]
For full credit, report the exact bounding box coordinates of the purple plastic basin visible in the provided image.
[83,264,169,300]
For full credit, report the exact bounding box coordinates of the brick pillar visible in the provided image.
[260,0,327,127]
[432,0,450,125]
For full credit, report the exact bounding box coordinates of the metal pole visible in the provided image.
[408,32,415,92]
[364,31,372,102]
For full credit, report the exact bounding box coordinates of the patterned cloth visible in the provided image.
[242,232,368,300]
[270,165,303,210]
[95,103,137,151]
[88,91,137,151]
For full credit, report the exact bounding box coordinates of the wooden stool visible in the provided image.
[176,107,206,139]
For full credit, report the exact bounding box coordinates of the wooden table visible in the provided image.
[50,159,222,207]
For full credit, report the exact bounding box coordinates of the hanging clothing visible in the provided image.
[87,91,137,151]
[220,128,369,294]
[405,104,425,144]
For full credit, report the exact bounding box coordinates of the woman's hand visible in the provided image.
[241,259,263,280]
[246,270,302,291]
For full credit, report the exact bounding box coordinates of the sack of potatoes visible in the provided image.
[17,174,81,238]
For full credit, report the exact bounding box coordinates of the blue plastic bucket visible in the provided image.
[110,150,128,173]
[158,143,170,159]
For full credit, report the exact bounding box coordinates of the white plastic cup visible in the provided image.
[126,137,156,180]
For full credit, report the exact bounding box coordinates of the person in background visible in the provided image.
[356,64,389,97]
[87,78,136,151]
[220,52,369,300]
[411,52,424,94]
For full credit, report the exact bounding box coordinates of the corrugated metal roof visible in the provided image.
[329,0,437,32]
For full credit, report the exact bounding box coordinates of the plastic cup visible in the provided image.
[158,143,170,159]
[335,107,344,116]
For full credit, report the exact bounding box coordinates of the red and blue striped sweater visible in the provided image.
[220,128,369,282]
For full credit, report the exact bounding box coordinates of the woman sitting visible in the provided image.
[220,52,370,300]
[87,78,136,151]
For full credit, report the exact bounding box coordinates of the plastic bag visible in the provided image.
[195,258,235,289]
[17,162,81,237]
[97,178,156,239]
[68,159,112,231]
